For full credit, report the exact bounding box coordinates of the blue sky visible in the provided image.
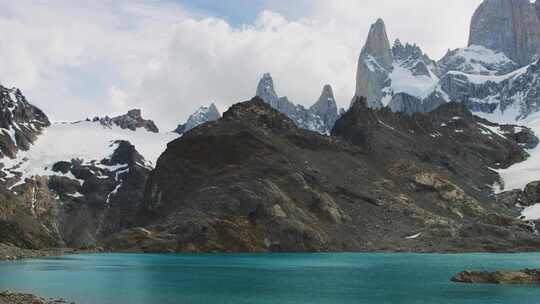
[0,0,482,129]
[171,0,310,25]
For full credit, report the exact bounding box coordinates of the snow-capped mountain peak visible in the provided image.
[255,73,338,135]
[174,103,221,135]
[438,45,518,76]
[353,19,443,113]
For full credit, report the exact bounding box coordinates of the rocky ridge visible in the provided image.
[91,109,159,133]
[106,97,540,253]
[256,73,339,134]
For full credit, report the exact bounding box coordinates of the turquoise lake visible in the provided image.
[1,253,540,303]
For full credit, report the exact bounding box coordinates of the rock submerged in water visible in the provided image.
[451,269,540,284]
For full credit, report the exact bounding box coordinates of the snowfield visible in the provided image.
[0,121,178,183]
[495,112,540,192]
[446,45,516,75]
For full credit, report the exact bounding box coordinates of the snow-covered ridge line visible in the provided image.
[0,120,178,185]
[446,63,530,85]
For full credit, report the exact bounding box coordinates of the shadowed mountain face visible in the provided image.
[0,86,50,159]
[102,97,540,253]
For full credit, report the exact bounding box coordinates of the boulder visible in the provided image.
[452,269,540,284]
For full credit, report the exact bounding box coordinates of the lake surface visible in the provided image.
[1,253,540,303]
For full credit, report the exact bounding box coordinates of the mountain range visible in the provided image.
[2,0,540,254]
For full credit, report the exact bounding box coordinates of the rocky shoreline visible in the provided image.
[0,243,81,261]
[452,269,540,284]
[0,291,73,304]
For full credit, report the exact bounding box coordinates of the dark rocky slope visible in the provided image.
[0,140,152,250]
[108,97,540,253]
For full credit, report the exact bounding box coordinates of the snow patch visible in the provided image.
[522,204,540,221]
[405,233,421,239]
[495,111,540,191]
[388,62,439,99]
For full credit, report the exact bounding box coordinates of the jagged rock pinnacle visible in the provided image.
[354,18,393,108]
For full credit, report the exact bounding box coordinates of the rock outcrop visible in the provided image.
[92,109,159,133]
[0,291,71,304]
[468,0,540,66]
[452,269,540,284]
[255,74,338,134]
[497,180,540,217]
[175,103,221,135]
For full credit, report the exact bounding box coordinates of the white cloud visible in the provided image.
[0,0,484,130]
[307,0,483,59]
[135,10,358,129]
[0,0,190,121]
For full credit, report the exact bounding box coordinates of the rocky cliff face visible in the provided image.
[354,19,393,108]
[104,97,540,253]
[175,103,221,135]
[468,0,540,67]
[255,74,338,134]
[0,86,50,159]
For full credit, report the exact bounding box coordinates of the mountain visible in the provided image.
[469,0,540,67]
[107,97,540,253]
[434,0,540,124]
[353,19,392,108]
[438,45,518,76]
[309,84,339,130]
[174,103,221,135]
[352,8,540,123]
[0,86,50,159]
[353,20,443,114]
[0,89,177,249]
[255,73,339,135]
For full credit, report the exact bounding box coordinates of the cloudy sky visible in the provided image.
[0,0,483,130]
